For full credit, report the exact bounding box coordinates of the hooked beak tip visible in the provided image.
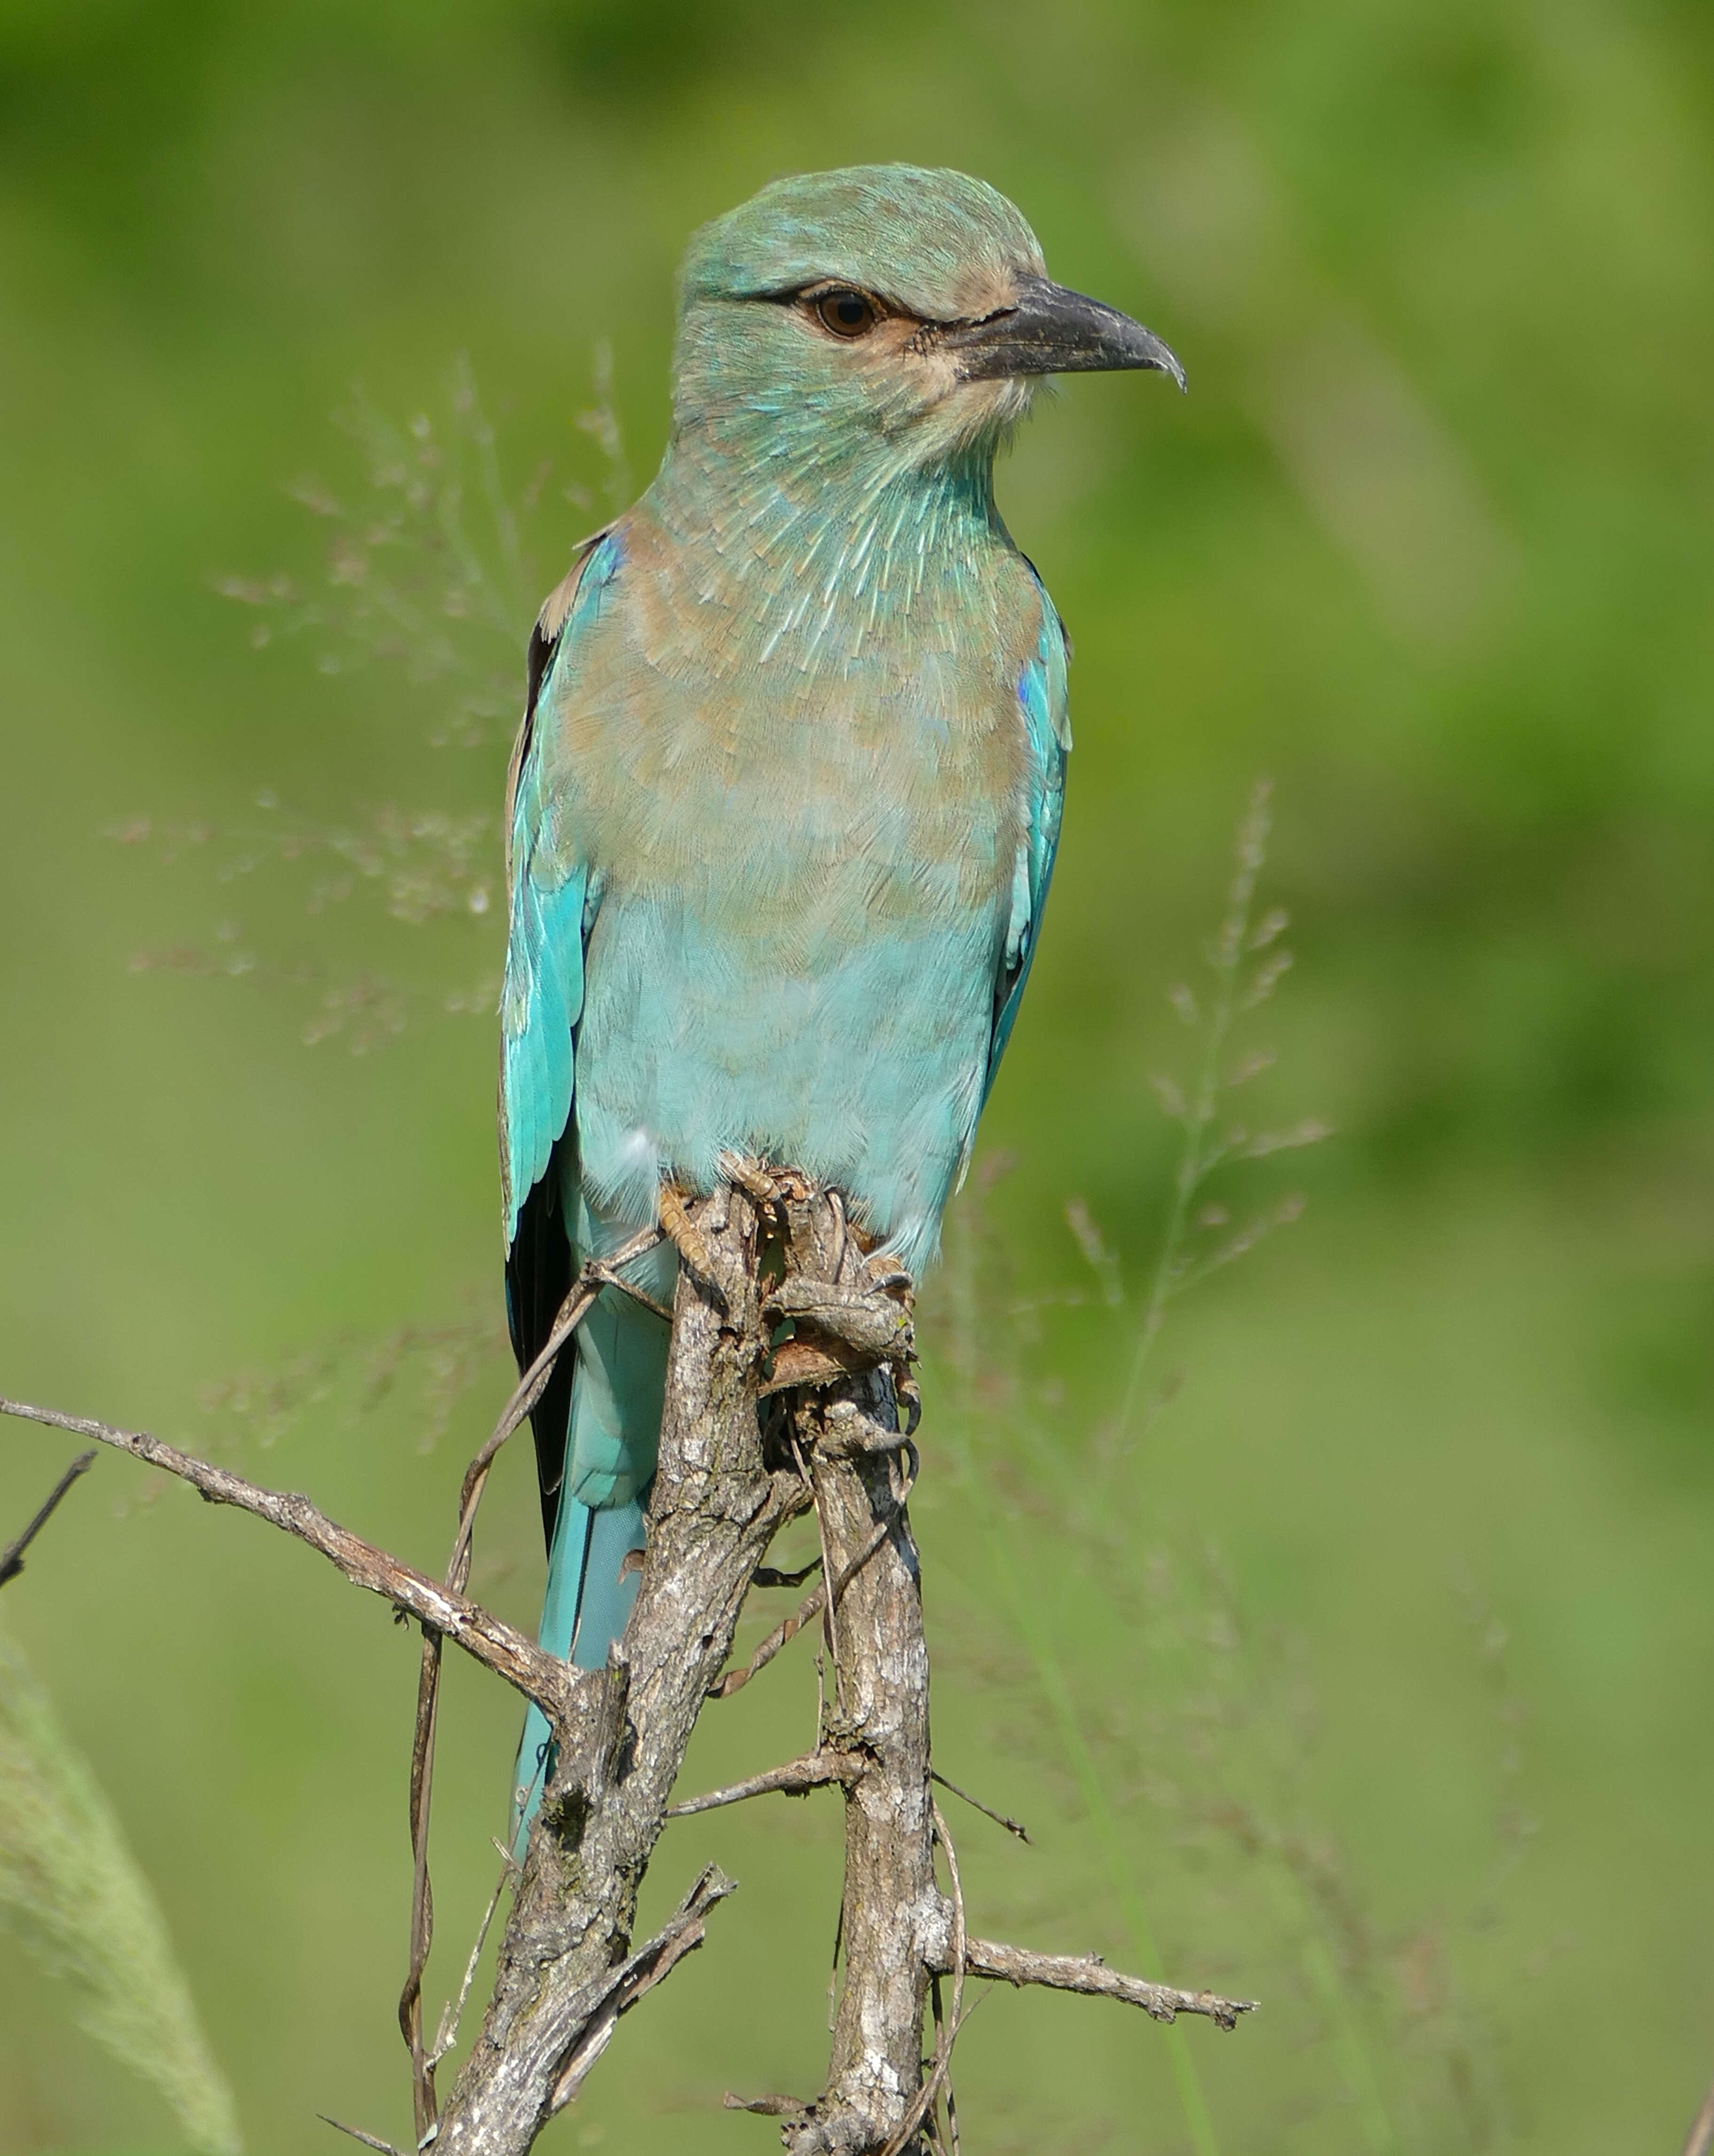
[1156,342,1189,395]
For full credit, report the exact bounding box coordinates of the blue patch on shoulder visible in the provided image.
[500,534,623,1239]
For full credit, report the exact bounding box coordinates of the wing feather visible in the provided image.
[498,530,618,1239]
[984,591,1069,1098]
[499,529,618,1546]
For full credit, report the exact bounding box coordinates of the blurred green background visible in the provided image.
[1,1,1711,2151]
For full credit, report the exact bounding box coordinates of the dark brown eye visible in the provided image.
[812,287,882,339]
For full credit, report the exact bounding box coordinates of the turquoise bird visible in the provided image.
[503,165,1180,1828]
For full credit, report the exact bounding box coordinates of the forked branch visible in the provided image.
[1,1169,1254,2156]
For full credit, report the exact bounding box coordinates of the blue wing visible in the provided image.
[499,532,620,1243]
[984,592,1070,1100]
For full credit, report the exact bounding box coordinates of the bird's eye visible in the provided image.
[812,287,882,340]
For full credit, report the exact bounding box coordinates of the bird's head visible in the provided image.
[669,164,1182,483]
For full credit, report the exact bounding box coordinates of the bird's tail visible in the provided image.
[511,1286,667,1848]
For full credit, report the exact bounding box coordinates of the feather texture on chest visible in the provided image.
[533,494,1046,932]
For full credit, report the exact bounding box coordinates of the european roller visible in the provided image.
[502,165,1181,1826]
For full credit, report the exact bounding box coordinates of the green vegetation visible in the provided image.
[0,1628,241,2154]
[0,3,1710,2151]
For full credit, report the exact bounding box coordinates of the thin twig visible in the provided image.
[1683,2072,1714,2156]
[402,1622,445,2136]
[944,2048,963,2156]
[946,1934,1256,2030]
[795,1431,843,1711]
[919,1988,989,2156]
[665,1750,850,1819]
[709,1578,826,1697]
[927,1977,946,2156]
[458,1225,665,1570]
[0,1449,96,1588]
[548,1866,736,2110]
[429,1854,518,2068]
[709,1448,913,1700]
[929,1768,1031,1845]
[589,1255,673,1324]
[317,2119,403,2156]
[0,1397,572,1712]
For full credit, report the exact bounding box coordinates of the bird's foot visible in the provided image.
[759,1270,915,1396]
[657,1180,731,1311]
[717,1150,794,1206]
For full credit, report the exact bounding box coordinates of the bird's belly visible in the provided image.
[572,865,1001,1271]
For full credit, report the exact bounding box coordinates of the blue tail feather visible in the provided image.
[511,1496,648,1846]
[510,1284,665,1852]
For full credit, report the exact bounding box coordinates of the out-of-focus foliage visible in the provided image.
[0,1628,241,2155]
[0,2,1711,2153]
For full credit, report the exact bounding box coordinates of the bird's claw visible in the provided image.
[658,1181,732,1310]
[717,1151,815,1208]
[717,1151,783,1206]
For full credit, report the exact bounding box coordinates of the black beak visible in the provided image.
[943,272,1185,389]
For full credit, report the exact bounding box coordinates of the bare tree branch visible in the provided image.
[945,1935,1257,2031]
[778,1191,937,2156]
[1,1172,1255,2156]
[666,1751,852,1819]
[0,1397,573,1717]
[0,1448,96,1588]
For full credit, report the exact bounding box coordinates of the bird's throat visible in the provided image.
[645,429,1012,675]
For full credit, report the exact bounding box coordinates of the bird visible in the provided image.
[501,164,1181,1830]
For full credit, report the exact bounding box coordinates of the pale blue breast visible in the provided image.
[572,868,1002,1270]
